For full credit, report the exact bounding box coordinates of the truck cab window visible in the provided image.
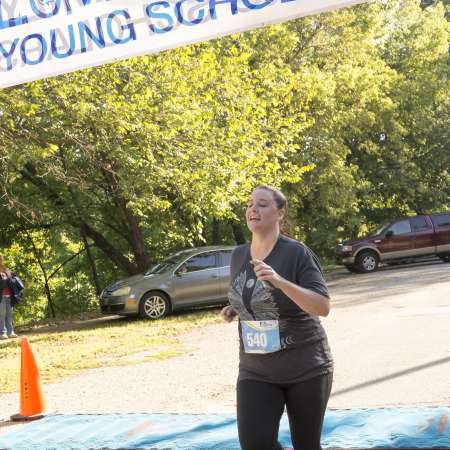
[410,217,430,232]
[435,214,450,227]
[386,220,412,235]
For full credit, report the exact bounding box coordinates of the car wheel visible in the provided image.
[344,265,359,273]
[439,253,450,263]
[139,292,171,320]
[355,251,379,273]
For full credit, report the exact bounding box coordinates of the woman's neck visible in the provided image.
[250,229,280,260]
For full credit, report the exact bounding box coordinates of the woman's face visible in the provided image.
[246,189,284,234]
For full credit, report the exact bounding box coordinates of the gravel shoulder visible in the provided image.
[1,260,449,429]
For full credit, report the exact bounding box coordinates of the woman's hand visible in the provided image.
[221,305,237,323]
[250,259,284,288]
[251,259,330,316]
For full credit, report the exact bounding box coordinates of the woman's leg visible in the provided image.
[0,297,7,336]
[237,379,285,450]
[285,373,333,450]
[5,297,14,335]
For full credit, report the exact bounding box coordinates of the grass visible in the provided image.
[0,308,222,394]
[321,258,341,272]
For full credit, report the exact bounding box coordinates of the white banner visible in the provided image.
[0,0,366,88]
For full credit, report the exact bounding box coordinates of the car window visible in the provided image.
[218,250,232,267]
[410,217,431,232]
[369,222,390,236]
[387,220,412,235]
[434,213,450,227]
[146,254,188,275]
[185,252,217,272]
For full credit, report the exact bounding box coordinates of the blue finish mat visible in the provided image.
[0,407,448,449]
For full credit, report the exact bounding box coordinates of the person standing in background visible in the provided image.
[0,254,18,339]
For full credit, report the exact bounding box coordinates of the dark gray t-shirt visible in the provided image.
[228,235,333,384]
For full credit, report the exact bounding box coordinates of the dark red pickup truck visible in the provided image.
[335,212,450,273]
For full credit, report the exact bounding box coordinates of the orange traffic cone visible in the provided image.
[10,337,45,421]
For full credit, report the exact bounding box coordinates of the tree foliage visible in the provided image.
[0,0,448,323]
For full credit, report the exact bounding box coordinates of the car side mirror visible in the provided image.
[176,264,188,276]
[385,230,394,238]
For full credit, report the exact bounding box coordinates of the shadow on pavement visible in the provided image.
[331,356,450,398]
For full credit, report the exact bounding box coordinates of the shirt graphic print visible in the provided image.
[229,269,279,321]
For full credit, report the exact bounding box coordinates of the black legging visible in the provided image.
[237,373,333,450]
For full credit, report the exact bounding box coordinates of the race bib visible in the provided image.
[241,320,281,354]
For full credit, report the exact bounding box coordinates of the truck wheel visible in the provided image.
[345,265,359,273]
[139,291,171,320]
[356,251,379,273]
[439,253,450,263]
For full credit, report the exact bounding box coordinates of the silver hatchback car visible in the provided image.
[100,246,235,320]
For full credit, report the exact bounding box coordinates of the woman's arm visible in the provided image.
[220,246,245,323]
[251,259,330,317]
[275,278,330,316]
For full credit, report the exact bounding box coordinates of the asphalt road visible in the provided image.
[324,258,450,408]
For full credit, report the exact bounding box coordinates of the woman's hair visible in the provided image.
[253,185,292,236]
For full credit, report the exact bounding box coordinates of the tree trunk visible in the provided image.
[117,196,151,271]
[230,221,247,245]
[81,230,102,296]
[81,223,140,274]
[99,159,151,272]
[211,218,221,245]
[20,161,140,275]
[44,280,56,319]
[58,150,104,294]
[26,232,56,318]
